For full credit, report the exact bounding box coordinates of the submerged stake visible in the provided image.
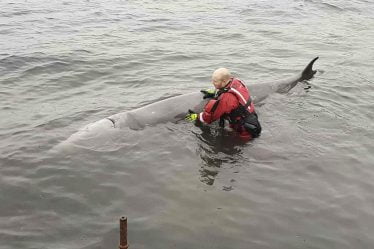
[119,216,129,249]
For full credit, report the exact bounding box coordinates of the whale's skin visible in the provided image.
[57,57,318,150]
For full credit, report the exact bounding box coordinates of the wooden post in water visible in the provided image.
[119,216,129,249]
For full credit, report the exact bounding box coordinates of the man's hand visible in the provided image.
[200,89,216,99]
[185,109,198,122]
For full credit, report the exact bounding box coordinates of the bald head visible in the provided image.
[212,68,231,89]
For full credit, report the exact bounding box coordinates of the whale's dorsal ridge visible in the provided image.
[301,57,319,81]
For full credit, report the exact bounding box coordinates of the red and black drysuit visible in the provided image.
[198,78,261,140]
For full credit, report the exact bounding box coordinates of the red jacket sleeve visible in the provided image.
[199,93,239,124]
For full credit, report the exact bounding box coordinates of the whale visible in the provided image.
[55,57,319,151]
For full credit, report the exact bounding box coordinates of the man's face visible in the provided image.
[212,76,222,89]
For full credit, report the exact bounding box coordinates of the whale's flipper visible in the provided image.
[301,57,319,80]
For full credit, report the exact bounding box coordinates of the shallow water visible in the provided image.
[1,0,374,248]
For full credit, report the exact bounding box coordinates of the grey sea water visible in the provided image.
[1,0,374,248]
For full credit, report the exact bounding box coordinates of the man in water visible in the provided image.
[185,68,261,140]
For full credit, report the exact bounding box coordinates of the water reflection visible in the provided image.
[193,124,247,186]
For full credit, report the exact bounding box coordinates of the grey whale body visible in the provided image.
[57,57,318,150]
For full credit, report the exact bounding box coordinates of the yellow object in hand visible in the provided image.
[185,110,198,122]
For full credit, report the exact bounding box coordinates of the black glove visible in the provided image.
[200,89,216,99]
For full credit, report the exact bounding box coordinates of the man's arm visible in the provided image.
[199,93,239,124]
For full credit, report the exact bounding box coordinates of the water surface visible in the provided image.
[1,0,374,248]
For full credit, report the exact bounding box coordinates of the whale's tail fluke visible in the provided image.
[301,57,319,80]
